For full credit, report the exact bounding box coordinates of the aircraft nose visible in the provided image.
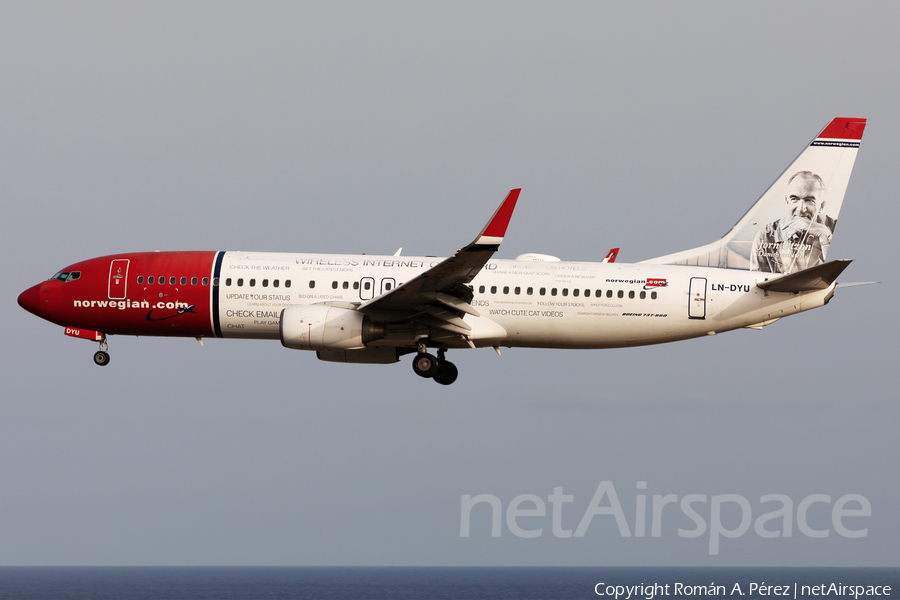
[17,283,43,316]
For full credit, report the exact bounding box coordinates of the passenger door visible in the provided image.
[688,277,707,319]
[108,259,130,300]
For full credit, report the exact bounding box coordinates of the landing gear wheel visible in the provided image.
[412,352,439,378]
[433,360,458,385]
[93,351,110,366]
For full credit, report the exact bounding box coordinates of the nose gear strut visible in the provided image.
[93,335,110,366]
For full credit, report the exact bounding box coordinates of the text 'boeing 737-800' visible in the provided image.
[18,118,870,385]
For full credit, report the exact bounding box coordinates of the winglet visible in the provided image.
[470,189,520,250]
[602,248,619,263]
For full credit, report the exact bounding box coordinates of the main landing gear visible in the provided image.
[93,336,110,366]
[412,346,458,385]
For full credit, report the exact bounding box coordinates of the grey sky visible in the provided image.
[2,2,898,566]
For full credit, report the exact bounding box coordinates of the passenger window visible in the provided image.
[273,280,279,287]
[159,275,165,284]
[237,278,244,287]
[584,289,590,297]
[551,288,557,296]
[169,277,176,285]
[628,291,635,299]
[137,276,144,284]
[540,288,546,296]
[226,278,232,286]
[385,282,392,291]
[640,291,646,299]
[596,290,602,297]
[479,285,485,294]
[491,286,497,294]
[249,279,256,287]
[562,288,569,296]
[309,280,315,288]
[179,277,186,285]
[651,291,657,300]
[503,286,509,294]
[606,290,613,298]
[515,287,520,295]
[262,279,268,287]
[617,290,623,298]
[527,287,533,295]
[573,289,579,297]
[285,280,291,288]
[332,281,338,289]
[148,276,154,284]
[343,281,349,289]
[191,277,198,285]
[364,281,371,290]
[353,282,359,290]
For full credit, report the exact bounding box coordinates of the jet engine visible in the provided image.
[280,305,383,351]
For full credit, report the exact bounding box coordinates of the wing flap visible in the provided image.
[420,305,472,331]
[416,314,473,336]
[420,291,481,317]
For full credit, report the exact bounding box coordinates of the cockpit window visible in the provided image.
[50,271,81,282]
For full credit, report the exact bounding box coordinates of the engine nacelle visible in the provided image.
[280,305,383,351]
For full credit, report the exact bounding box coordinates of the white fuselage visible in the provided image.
[217,251,832,349]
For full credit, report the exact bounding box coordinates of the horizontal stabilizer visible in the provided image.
[756,259,851,293]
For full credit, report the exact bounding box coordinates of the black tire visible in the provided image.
[412,352,439,378]
[433,360,458,385]
[93,351,110,366]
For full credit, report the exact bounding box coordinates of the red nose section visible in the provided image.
[17,283,43,317]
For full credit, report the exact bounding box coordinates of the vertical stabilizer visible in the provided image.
[642,117,866,273]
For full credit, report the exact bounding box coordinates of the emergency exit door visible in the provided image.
[359,277,375,301]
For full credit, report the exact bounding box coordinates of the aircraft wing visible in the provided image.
[357,189,520,333]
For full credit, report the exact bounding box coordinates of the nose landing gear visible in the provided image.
[411,345,458,385]
[93,336,110,366]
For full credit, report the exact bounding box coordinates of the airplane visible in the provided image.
[18,117,868,385]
